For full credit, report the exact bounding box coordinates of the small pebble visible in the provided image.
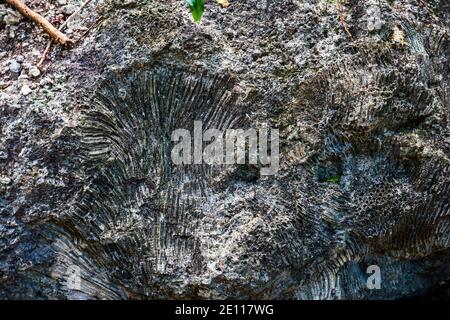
[29,67,41,78]
[9,60,21,74]
[20,84,32,96]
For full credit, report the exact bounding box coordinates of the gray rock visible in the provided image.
[0,0,448,301]
[9,60,21,74]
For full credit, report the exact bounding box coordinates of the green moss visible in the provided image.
[323,174,341,183]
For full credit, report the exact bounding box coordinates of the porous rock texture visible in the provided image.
[0,0,449,299]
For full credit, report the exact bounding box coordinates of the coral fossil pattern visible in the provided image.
[72,65,244,298]
[51,63,448,300]
[1,0,449,300]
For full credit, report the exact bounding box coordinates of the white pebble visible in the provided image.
[20,84,32,96]
[29,67,41,78]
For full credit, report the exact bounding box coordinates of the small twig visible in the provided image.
[75,16,104,44]
[37,0,94,69]
[60,0,94,32]
[37,40,52,69]
[336,1,353,41]
[5,0,71,45]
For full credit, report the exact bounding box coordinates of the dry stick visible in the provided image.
[75,16,104,44]
[36,38,53,69]
[336,1,353,41]
[5,0,71,45]
[37,0,94,69]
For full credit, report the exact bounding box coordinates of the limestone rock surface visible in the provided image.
[0,0,449,299]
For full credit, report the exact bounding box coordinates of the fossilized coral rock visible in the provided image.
[0,0,449,299]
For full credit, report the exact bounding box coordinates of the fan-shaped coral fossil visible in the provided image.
[64,64,248,297]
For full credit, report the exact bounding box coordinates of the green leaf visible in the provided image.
[186,0,205,23]
[324,175,341,183]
